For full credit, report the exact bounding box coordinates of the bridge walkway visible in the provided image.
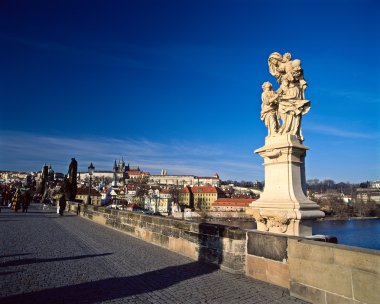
[0,203,306,304]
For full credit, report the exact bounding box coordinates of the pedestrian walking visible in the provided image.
[12,189,22,212]
[58,192,67,216]
[5,189,12,207]
[22,191,31,212]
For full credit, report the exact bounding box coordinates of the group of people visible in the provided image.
[4,187,67,215]
[1,188,13,207]
[260,52,310,140]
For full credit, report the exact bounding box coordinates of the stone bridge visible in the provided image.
[1,203,379,303]
[0,203,305,304]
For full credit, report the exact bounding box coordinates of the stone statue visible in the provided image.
[36,164,49,195]
[277,75,310,140]
[260,82,279,136]
[64,158,78,201]
[263,52,309,140]
[250,51,324,236]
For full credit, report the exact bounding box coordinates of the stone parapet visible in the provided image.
[288,239,380,304]
[67,202,380,303]
[67,203,246,274]
[246,231,295,289]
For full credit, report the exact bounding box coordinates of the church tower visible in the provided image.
[113,157,127,186]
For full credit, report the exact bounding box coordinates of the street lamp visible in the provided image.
[88,162,95,205]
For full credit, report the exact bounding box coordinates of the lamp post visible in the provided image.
[88,162,95,205]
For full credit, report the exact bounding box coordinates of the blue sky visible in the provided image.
[0,0,379,183]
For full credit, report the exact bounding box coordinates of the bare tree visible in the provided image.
[129,175,150,208]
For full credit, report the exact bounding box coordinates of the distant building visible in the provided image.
[78,171,113,182]
[75,188,102,206]
[157,188,171,213]
[212,198,254,213]
[127,170,150,180]
[54,172,65,181]
[113,158,128,186]
[149,172,220,187]
[370,180,380,189]
[192,186,224,210]
[78,159,220,188]
[179,186,193,207]
[356,188,380,204]
[149,174,194,186]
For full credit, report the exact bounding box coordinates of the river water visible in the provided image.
[312,218,380,250]
[193,218,380,250]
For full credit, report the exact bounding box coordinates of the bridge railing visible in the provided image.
[67,202,380,304]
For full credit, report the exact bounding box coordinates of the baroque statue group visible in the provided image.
[261,52,310,140]
[250,51,325,236]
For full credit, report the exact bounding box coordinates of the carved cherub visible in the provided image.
[268,52,283,83]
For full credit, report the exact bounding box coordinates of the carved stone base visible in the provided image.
[247,208,317,236]
[248,134,324,236]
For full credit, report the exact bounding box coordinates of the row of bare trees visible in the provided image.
[315,196,378,218]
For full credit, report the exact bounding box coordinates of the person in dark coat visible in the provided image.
[22,191,31,212]
[58,192,67,216]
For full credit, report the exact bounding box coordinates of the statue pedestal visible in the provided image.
[248,134,324,236]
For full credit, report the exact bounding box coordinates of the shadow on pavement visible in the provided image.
[0,261,219,303]
[0,253,113,268]
[0,270,24,276]
[0,253,32,259]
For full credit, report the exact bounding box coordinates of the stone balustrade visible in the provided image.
[67,202,380,304]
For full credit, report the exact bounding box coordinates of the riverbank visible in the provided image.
[318,216,379,221]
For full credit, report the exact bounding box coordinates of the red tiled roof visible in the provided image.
[180,186,191,193]
[192,186,217,193]
[212,198,255,207]
[128,171,150,175]
[151,174,194,177]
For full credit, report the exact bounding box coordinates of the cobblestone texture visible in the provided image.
[0,204,307,303]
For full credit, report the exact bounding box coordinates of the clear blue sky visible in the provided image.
[0,0,379,183]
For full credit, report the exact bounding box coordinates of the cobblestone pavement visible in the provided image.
[0,204,307,304]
